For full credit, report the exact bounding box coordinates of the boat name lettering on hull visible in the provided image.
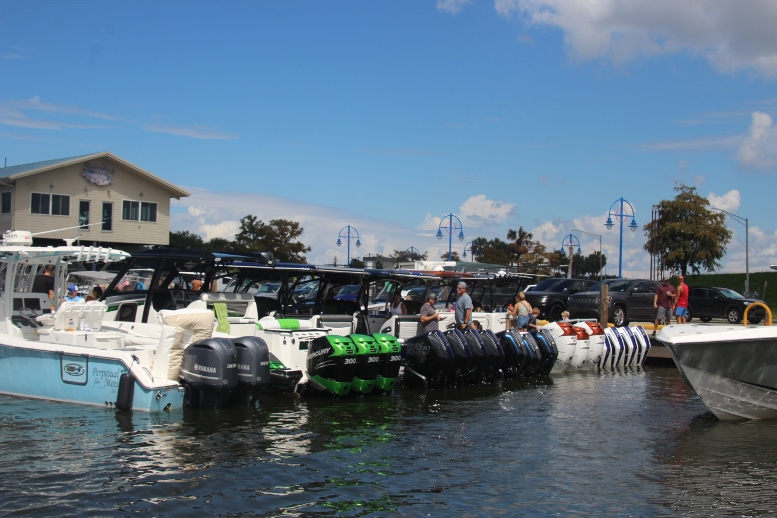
[91,367,122,389]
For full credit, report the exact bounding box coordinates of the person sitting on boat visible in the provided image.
[191,278,203,291]
[64,284,85,303]
[390,292,407,316]
[527,307,541,336]
[86,285,103,302]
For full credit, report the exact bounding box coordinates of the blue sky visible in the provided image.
[2,0,777,277]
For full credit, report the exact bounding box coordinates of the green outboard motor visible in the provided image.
[306,335,358,396]
[372,333,402,392]
[349,334,381,394]
[179,338,238,409]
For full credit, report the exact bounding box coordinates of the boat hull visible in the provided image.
[659,324,777,420]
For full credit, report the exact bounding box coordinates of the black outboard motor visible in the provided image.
[441,329,473,387]
[507,329,541,377]
[228,336,271,406]
[372,333,402,393]
[306,335,358,397]
[180,338,238,409]
[267,352,304,394]
[534,330,560,377]
[403,330,454,390]
[496,330,529,379]
[479,329,505,381]
[461,328,500,384]
[448,328,485,385]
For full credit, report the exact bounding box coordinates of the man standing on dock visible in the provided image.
[674,275,689,324]
[653,277,676,336]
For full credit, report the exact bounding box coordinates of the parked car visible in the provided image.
[523,277,597,321]
[687,286,766,324]
[566,278,661,326]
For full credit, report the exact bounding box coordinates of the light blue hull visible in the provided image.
[0,344,184,412]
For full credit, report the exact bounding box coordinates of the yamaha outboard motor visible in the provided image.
[441,329,473,386]
[496,330,529,379]
[349,334,381,395]
[306,335,358,396]
[534,330,559,377]
[372,333,402,392]
[228,336,271,406]
[403,330,454,390]
[180,338,238,409]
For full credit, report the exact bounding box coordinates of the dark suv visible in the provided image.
[566,278,660,326]
[687,286,766,324]
[524,277,596,321]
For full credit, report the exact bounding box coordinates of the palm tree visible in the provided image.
[507,227,533,266]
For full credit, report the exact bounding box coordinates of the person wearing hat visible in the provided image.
[64,284,85,303]
[420,292,444,333]
[454,281,473,331]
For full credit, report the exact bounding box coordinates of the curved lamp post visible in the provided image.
[561,234,582,278]
[712,208,749,295]
[572,229,603,280]
[436,213,464,261]
[462,240,480,259]
[336,225,361,266]
[605,198,638,278]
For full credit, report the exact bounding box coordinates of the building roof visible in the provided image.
[0,152,190,199]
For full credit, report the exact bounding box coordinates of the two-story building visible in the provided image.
[0,152,189,248]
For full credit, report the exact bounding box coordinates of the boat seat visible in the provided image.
[385,315,422,340]
[41,301,107,331]
[313,314,355,336]
[256,316,313,330]
[200,292,258,321]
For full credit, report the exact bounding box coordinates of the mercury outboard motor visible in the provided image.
[534,330,559,377]
[349,334,381,395]
[180,338,238,409]
[306,335,358,396]
[403,330,454,390]
[496,330,529,379]
[372,333,402,392]
[228,336,271,406]
[442,329,473,386]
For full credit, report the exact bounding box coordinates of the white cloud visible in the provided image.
[144,123,238,140]
[708,190,741,213]
[459,194,514,227]
[437,0,473,14]
[736,111,775,169]
[503,0,777,78]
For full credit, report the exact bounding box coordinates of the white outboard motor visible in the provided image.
[540,321,578,374]
[574,321,606,369]
[603,327,626,369]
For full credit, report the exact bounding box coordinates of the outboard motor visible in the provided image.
[228,336,271,406]
[372,333,402,392]
[267,352,304,394]
[632,326,651,366]
[603,327,626,369]
[448,328,486,385]
[306,335,358,396]
[481,329,505,378]
[508,329,542,377]
[496,330,529,379]
[574,321,606,368]
[442,329,474,386]
[541,322,578,374]
[349,334,381,394]
[180,338,238,409]
[403,330,454,390]
[533,330,559,377]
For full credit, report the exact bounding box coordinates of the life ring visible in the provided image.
[743,301,772,326]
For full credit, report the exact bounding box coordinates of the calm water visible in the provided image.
[2,366,777,517]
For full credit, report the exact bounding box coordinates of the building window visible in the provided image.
[122,200,157,223]
[31,193,70,216]
[79,201,90,230]
[102,202,113,232]
[1,192,11,214]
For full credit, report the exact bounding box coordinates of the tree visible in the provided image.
[441,250,461,261]
[644,184,732,276]
[169,230,204,249]
[205,237,233,251]
[507,227,534,266]
[233,216,311,263]
[477,237,511,265]
[391,249,428,268]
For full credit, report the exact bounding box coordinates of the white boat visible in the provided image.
[657,319,777,421]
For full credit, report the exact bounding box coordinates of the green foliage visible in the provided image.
[507,227,534,266]
[205,237,232,251]
[477,237,511,265]
[169,230,204,248]
[644,184,732,276]
[233,215,311,263]
[441,250,461,261]
[391,248,427,267]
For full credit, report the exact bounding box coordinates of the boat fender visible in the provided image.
[116,372,135,411]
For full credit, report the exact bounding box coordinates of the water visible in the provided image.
[2,366,777,516]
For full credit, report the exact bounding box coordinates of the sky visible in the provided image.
[2,0,777,278]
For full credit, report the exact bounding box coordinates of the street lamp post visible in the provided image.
[404,246,421,261]
[561,234,582,278]
[712,208,750,295]
[336,225,361,267]
[572,229,603,280]
[436,213,464,261]
[604,198,638,278]
[462,240,480,259]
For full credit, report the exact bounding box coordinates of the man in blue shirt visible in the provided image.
[65,284,85,303]
[454,281,473,331]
